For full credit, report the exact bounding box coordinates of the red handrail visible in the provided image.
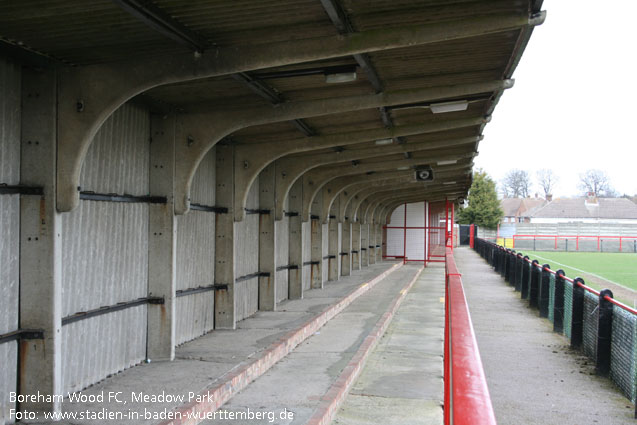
[445,248,496,425]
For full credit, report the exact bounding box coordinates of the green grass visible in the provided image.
[519,251,637,291]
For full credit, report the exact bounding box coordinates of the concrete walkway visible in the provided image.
[44,262,402,425]
[332,263,445,425]
[200,264,424,424]
[454,247,635,425]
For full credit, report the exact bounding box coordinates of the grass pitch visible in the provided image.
[519,251,637,292]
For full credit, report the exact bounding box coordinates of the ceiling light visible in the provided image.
[325,70,357,84]
[443,181,457,185]
[430,100,469,114]
[437,159,458,166]
[374,138,393,145]
[396,166,410,170]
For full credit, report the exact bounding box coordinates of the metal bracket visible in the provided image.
[190,203,229,214]
[0,329,45,345]
[0,184,44,196]
[62,296,164,326]
[245,208,271,215]
[79,191,166,204]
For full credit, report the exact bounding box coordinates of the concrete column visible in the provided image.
[328,195,340,281]
[376,224,383,262]
[147,114,177,360]
[215,145,236,329]
[328,217,339,281]
[341,218,352,276]
[360,222,369,267]
[351,221,361,271]
[288,179,304,299]
[310,216,323,288]
[258,164,276,310]
[309,179,323,289]
[368,222,377,265]
[19,69,62,415]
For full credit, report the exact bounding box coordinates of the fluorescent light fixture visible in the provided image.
[374,138,393,145]
[430,100,469,114]
[443,181,457,185]
[325,71,357,84]
[437,159,458,166]
[396,166,410,170]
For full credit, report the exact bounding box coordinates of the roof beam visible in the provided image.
[231,73,316,136]
[56,12,544,212]
[111,0,207,52]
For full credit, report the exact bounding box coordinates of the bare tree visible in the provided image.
[501,169,531,198]
[536,169,558,199]
[578,169,616,197]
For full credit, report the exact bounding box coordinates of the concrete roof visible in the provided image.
[530,198,637,219]
[1,0,545,212]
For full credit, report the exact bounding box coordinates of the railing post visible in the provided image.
[529,260,540,308]
[515,253,523,292]
[596,288,614,376]
[521,256,530,299]
[539,263,551,318]
[553,270,565,333]
[500,248,507,278]
[508,250,516,285]
[571,277,586,349]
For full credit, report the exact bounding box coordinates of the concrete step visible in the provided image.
[40,261,403,425]
[331,264,445,425]
[199,264,424,425]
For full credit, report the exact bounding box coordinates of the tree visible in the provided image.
[456,170,503,229]
[578,169,616,197]
[501,169,531,198]
[536,169,558,199]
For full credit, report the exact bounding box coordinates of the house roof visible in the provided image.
[530,198,637,219]
[501,197,546,217]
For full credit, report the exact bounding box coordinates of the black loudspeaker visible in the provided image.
[414,165,434,181]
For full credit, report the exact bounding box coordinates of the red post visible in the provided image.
[620,236,623,252]
[403,203,407,264]
[597,236,600,252]
[576,236,579,251]
[555,236,558,250]
[424,202,427,265]
[469,224,475,249]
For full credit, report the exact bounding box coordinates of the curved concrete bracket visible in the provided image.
[233,121,482,221]
[55,9,542,211]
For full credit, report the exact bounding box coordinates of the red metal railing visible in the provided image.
[444,247,496,425]
[512,234,637,252]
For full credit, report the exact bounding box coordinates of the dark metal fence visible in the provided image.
[474,238,637,415]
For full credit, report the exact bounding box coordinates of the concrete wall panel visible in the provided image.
[275,197,290,303]
[190,149,216,205]
[175,150,216,343]
[0,56,20,425]
[61,306,146,394]
[61,201,149,315]
[322,223,328,283]
[235,178,259,321]
[175,293,214,345]
[302,221,311,291]
[79,104,149,194]
[61,102,150,393]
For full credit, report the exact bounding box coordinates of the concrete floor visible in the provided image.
[41,262,400,425]
[455,247,635,425]
[332,263,445,425]
[200,264,424,424]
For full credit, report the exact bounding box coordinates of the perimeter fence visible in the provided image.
[474,238,637,417]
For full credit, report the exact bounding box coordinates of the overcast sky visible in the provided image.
[474,0,637,198]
